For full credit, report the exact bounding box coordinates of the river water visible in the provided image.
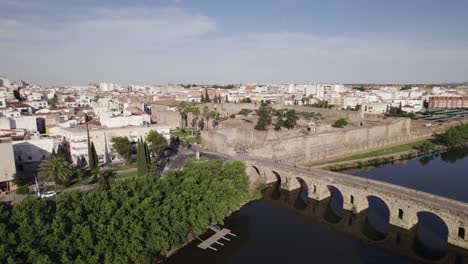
[168,149,468,264]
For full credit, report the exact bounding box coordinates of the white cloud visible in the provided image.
[1,7,467,85]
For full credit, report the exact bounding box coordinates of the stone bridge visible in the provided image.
[263,187,468,263]
[245,159,468,249]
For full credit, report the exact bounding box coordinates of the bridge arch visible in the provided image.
[413,211,449,260]
[271,170,287,185]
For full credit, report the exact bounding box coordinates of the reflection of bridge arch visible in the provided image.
[413,212,449,260]
[262,185,468,263]
[364,196,391,240]
[245,159,468,250]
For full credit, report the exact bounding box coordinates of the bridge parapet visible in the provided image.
[244,159,468,249]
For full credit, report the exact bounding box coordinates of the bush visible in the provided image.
[238,109,253,116]
[15,185,29,194]
[334,118,348,127]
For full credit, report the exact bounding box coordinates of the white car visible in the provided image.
[40,191,57,198]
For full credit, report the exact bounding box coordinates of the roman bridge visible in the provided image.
[244,158,468,249]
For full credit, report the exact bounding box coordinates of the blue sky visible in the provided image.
[1,0,467,85]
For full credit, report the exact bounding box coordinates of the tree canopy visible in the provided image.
[0,160,250,263]
[146,130,168,157]
[334,118,348,128]
[111,136,132,162]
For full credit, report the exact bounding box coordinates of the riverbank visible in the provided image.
[163,184,265,260]
[320,141,450,172]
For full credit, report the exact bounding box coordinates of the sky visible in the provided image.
[1,0,468,85]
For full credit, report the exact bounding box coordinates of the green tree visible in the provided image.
[146,130,168,157]
[111,136,132,162]
[137,138,150,176]
[204,88,210,102]
[284,109,299,129]
[190,106,200,135]
[48,94,59,108]
[89,142,98,170]
[12,172,27,186]
[334,118,348,128]
[255,104,272,130]
[38,150,72,191]
[176,101,189,129]
[240,97,252,103]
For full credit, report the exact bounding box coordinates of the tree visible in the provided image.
[137,138,151,176]
[89,142,98,171]
[204,88,210,102]
[111,136,132,162]
[255,103,272,130]
[198,118,205,131]
[38,150,72,191]
[284,110,299,129]
[240,97,252,103]
[334,118,348,128]
[176,102,189,129]
[146,130,168,157]
[190,106,200,135]
[202,105,210,129]
[48,94,59,108]
[12,172,28,186]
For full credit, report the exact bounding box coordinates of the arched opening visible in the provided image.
[252,165,261,177]
[363,196,390,241]
[293,177,308,210]
[458,227,465,239]
[413,212,449,260]
[324,185,343,223]
[271,171,282,184]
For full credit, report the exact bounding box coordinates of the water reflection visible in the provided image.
[262,184,467,263]
[168,184,468,264]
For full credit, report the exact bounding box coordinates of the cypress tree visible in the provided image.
[89,142,98,170]
[137,138,143,176]
[204,88,210,102]
[137,138,150,176]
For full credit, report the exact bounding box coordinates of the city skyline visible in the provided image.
[1,0,468,85]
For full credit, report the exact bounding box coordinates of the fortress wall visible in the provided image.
[202,118,420,164]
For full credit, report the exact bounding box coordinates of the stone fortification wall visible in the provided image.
[201,103,364,123]
[203,117,468,164]
[202,118,412,164]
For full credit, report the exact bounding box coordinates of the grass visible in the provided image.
[171,129,201,145]
[171,129,192,138]
[314,139,435,165]
[114,170,138,179]
[111,163,137,171]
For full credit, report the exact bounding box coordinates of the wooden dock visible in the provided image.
[197,226,236,251]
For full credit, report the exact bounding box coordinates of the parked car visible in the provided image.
[40,191,57,199]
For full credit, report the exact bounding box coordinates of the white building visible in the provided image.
[59,125,170,165]
[363,102,390,114]
[0,137,16,191]
[13,136,58,176]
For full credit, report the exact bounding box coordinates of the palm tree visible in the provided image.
[38,151,72,194]
[202,106,210,130]
[190,106,200,135]
[176,101,189,129]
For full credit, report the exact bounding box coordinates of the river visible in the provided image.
[167,148,468,263]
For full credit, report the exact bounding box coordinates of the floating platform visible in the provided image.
[197,226,237,251]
